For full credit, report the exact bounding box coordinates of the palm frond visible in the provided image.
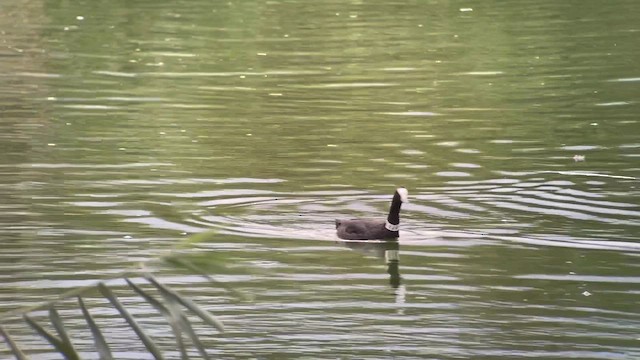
[0,253,231,360]
[0,326,28,360]
[77,296,113,360]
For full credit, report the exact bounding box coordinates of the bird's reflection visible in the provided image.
[338,239,401,288]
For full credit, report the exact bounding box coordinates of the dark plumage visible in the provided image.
[335,187,408,240]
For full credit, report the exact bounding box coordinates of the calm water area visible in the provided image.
[1,0,640,358]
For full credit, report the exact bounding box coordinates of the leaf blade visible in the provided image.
[23,314,79,360]
[164,257,250,301]
[77,296,113,360]
[0,326,29,360]
[98,283,165,360]
[125,279,190,360]
[48,307,78,359]
[145,274,225,333]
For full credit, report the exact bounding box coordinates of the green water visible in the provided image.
[1,0,639,358]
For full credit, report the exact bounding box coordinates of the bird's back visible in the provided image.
[335,218,398,240]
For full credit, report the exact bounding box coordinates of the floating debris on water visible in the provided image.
[573,154,586,162]
[582,291,592,297]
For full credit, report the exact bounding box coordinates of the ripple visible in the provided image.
[514,274,640,283]
[400,149,425,155]
[609,77,640,82]
[436,171,471,177]
[559,145,602,151]
[379,111,439,116]
[3,162,173,169]
[307,82,396,89]
[596,101,631,106]
[451,163,481,168]
[455,148,481,154]
[436,141,460,147]
[61,104,121,110]
[459,71,504,75]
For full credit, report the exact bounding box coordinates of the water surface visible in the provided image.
[1,0,639,358]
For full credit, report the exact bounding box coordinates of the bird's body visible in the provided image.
[335,187,408,240]
[335,218,396,240]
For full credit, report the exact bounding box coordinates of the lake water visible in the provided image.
[1,0,639,358]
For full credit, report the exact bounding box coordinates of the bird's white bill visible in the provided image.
[397,187,409,202]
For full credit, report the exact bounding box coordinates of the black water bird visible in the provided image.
[335,187,408,240]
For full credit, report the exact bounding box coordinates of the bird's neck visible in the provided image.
[386,192,402,225]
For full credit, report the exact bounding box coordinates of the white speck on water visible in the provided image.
[437,141,460,147]
[257,52,267,56]
[562,145,599,151]
[401,149,425,156]
[284,34,289,38]
[452,162,481,168]
[124,235,132,239]
[382,111,439,116]
[246,133,252,136]
[569,272,576,275]
[610,77,640,82]
[327,144,338,147]
[582,291,592,297]
[63,26,70,31]
[436,171,471,177]
[590,122,598,126]
[47,97,56,101]
[456,148,481,154]
[119,148,126,151]
[566,261,573,264]
[596,101,630,106]
[349,14,358,18]
[181,232,188,235]
[573,154,585,162]
[47,143,56,146]
[66,122,71,125]
[460,8,473,12]
[269,93,283,96]
[240,75,246,79]
[180,129,186,133]
[76,16,84,20]
[159,131,166,135]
